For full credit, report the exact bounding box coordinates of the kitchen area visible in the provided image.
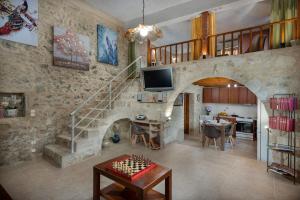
[194,78,258,142]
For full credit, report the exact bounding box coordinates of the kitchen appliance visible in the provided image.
[236,117,254,140]
[135,114,146,120]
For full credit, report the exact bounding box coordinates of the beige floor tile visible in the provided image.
[0,138,299,200]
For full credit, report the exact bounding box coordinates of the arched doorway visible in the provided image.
[165,76,269,161]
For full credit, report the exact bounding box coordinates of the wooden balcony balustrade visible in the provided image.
[148,18,300,66]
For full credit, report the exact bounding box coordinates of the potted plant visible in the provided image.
[6,105,18,117]
[205,106,212,116]
[5,97,18,117]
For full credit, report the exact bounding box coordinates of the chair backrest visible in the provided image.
[131,123,145,134]
[203,124,221,139]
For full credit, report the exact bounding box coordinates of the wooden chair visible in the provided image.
[148,122,161,150]
[131,123,148,147]
[202,124,222,150]
[225,123,236,147]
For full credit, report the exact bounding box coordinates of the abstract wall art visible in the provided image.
[0,0,38,46]
[53,27,90,70]
[97,25,118,66]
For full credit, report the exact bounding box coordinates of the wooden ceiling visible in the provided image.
[193,77,243,87]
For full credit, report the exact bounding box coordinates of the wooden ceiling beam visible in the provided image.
[193,77,243,87]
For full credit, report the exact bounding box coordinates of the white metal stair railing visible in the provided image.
[69,56,142,153]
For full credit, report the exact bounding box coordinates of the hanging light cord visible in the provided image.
[142,0,145,25]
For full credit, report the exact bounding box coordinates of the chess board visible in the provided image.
[105,155,157,180]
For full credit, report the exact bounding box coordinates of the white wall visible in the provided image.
[257,99,269,161]
[202,103,257,119]
[165,106,184,144]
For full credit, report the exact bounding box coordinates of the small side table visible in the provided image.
[93,154,172,200]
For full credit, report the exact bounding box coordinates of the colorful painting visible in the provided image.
[97,25,118,66]
[53,27,90,71]
[0,0,38,46]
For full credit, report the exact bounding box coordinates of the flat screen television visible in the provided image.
[141,66,174,91]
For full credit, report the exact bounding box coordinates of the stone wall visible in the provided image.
[0,0,128,165]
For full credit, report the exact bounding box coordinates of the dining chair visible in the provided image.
[131,123,148,147]
[225,123,236,147]
[203,124,222,150]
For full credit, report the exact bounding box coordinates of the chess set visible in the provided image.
[105,154,157,180]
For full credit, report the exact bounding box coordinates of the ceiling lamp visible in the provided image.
[125,0,162,44]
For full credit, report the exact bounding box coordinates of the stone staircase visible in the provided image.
[44,126,106,167]
[44,57,142,167]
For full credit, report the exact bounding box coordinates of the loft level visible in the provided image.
[148,18,300,66]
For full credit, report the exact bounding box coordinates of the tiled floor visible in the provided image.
[0,137,299,200]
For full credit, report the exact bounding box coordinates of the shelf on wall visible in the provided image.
[0,93,25,119]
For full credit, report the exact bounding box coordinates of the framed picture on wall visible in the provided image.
[97,25,118,66]
[174,93,183,106]
[53,27,90,70]
[0,0,38,46]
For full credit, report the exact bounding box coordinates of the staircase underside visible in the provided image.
[44,144,99,168]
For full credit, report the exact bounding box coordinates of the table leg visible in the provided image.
[93,168,101,200]
[138,189,146,200]
[202,133,206,147]
[220,126,225,151]
[165,172,172,200]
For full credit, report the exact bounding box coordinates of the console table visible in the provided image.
[93,154,172,200]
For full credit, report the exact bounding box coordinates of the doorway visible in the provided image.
[184,93,190,134]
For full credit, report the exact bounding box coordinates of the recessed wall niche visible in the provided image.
[0,93,25,118]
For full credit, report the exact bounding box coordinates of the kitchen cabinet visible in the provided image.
[229,87,239,104]
[202,86,256,105]
[219,87,229,103]
[238,87,248,104]
[247,90,257,104]
[211,88,220,103]
[203,88,212,103]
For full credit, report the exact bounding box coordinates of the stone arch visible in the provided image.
[165,74,264,119]
[163,47,300,118]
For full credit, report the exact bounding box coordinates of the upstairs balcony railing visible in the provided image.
[148,17,299,66]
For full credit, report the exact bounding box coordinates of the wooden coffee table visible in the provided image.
[93,154,172,200]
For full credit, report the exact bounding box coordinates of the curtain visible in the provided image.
[191,16,202,60]
[208,12,216,57]
[191,12,216,59]
[284,0,298,43]
[271,0,298,48]
[128,41,136,79]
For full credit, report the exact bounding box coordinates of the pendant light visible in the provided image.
[125,0,162,44]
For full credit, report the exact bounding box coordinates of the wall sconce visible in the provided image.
[202,52,207,59]
[227,84,231,88]
[234,83,238,88]
[264,125,269,129]
[171,56,176,63]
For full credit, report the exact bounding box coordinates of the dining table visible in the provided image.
[201,121,232,151]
